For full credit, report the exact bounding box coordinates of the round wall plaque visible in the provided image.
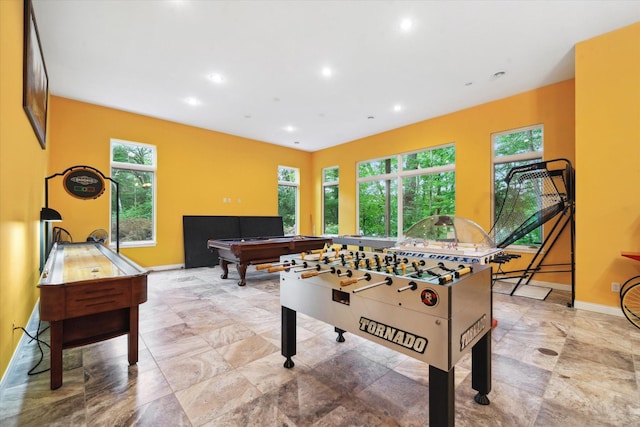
[63,168,105,200]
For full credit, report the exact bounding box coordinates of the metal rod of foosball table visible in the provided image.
[294,265,319,273]
[337,269,354,278]
[419,263,446,277]
[399,267,424,277]
[352,277,393,293]
[355,258,376,269]
[319,254,353,266]
[397,281,418,292]
[268,261,307,273]
[386,262,421,276]
[327,254,354,262]
[301,267,336,279]
[425,263,445,272]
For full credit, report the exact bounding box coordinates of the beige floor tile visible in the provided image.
[2,267,638,427]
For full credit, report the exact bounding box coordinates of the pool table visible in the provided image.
[38,242,147,389]
[207,235,332,286]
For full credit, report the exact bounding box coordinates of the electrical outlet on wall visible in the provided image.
[611,282,621,292]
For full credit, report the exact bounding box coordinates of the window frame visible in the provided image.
[322,166,339,235]
[110,138,157,248]
[278,165,300,235]
[356,144,456,237]
[491,124,544,250]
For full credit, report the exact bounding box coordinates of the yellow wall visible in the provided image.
[2,0,636,381]
[0,0,49,380]
[312,80,576,283]
[47,97,312,267]
[575,22,640,307]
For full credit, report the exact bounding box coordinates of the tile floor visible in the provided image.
[1,266,639,426]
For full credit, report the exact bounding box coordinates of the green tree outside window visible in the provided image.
[111,141,155,243]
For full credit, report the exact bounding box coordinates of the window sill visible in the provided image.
[504,244,543,254]
[109,240,157,249]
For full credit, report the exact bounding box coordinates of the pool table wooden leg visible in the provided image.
[237,263,248,286]
[219,258,229,279]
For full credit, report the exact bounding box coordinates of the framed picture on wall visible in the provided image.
[23,0,49,149]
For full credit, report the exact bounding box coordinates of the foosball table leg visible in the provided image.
[282,306,296,369]
[334,326,346,342]
[429,365,454,427]
[471,330,492,405]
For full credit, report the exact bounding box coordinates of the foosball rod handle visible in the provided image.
[454,266,472,278]
[256,262,289,270]
[268,265,292,273]
[300,268,334,279]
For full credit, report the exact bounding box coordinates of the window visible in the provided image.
[402,146,456,234]
[278,166,299,235]
[110,139,156,246]
[358,157,397,237]
[357,145,455,238]
[492,125,543,246]
[322,167,339,234]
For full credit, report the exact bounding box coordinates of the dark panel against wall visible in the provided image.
[183,216,240,268]
[182,216,284,269]
[239,216,284,238]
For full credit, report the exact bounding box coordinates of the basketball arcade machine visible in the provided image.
[276,217,500,427]
[489,158,576,306]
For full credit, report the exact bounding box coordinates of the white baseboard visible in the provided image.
[496,278,626,317]
[573,300,624,317]
[0,302,40,390]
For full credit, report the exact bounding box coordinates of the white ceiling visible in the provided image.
[32,0,640,152]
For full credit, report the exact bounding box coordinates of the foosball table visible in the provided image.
[276,246,493,427]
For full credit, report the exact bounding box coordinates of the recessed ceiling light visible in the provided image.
[393,104,403,112]
[207,73,224,84]
[321,67,332,77]
[492,71,506,79]
[400,18,413,32]
[184,97,201,106]
[284,125,296,132]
